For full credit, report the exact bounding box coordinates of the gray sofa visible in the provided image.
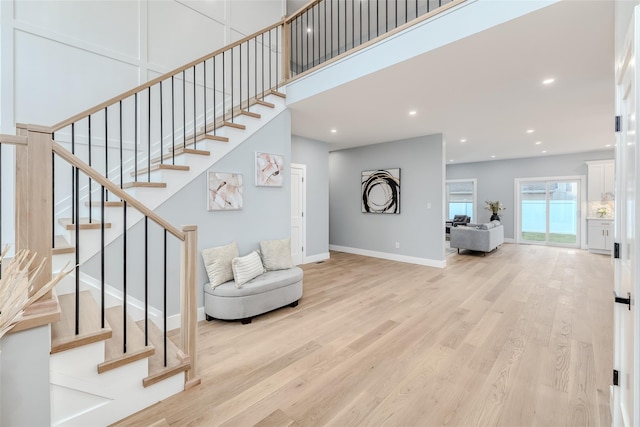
[450,220,504,255]
[204,267,303,324]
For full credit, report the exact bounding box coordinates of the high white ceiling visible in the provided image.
[287,1,615,164]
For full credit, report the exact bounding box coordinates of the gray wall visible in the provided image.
[291,135,329,258]
[84,110,292,315]
[446,149,615,239]
[329,134,445,262]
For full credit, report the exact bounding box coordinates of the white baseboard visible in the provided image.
[304,252,330,264]
[329,245,445,268]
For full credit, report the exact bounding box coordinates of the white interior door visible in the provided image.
[613,9,638,426]
[290,164,306,265]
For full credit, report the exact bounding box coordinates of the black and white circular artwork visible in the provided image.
[361,168,400,214]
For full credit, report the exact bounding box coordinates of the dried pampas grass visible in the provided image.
[0,246,70,339]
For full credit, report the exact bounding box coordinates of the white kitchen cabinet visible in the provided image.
[588,219,613,254]
[586,160,615,201]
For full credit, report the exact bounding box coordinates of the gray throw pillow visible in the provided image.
[201,241,239,289]
[260,238,294,271]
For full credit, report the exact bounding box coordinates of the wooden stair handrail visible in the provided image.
[51,140,185,241]
[51,19,285,132]
[0,134,28,145]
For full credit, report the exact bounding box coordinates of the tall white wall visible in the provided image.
[0,0,285,251]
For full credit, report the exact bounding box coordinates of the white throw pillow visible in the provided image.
[201,241,239,289]
[232,251,265,288]
[260,238,294,271]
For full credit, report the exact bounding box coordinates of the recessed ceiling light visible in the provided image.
[605,144,612,147]
[535,141,542,145]
[449,159,454,162]
[460,138,467,143]
[542,150,547,153]
[307,28,312,33]
[491,155,496,158]
[526,129,535,134]
[409,110,417,116]
[542,78,555,85]
[330,129,337,133]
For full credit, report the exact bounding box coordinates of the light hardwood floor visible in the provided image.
[113,244,613,427]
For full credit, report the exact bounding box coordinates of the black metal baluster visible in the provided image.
[193,65,196,149]
[203,62,207,133]
[352,0,355,49]
[74,164,80,335]
[163,229,167,367]
[337,0,340,55]
[223,52,226,122]
[395,0,398,29]
[88,115,92,222]
[104,108,108,200]
[123,200,127,353]
[275,28,279,89]
[160,81,164,164]
[359,0,363,47]
[171,76,176,163]
[71,123,76,223]
[119,101,123,189]
[147,87,151,182]
[386,0,389,33]
[312,6,315,68]
[101,184,105,328]
[377,0,379,37]
[213,56,217,135]
[144,216,148,347]
[254,38,258,102]
[134,93,138,181]
[51,149,55,249]
[246,40,250,110]
[331,1,334,58]
[261,33,265,97]
[268,31,272,89]
[324,1,328,63]
[405,0,408,24]
[239,44,243,113]
[182,70,186,149]
[231,48,234,123]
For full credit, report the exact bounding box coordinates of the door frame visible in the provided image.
[514,175,587,249]
[291,163,306,264]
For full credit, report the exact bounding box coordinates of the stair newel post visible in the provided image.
[180,224,200,389]
[281,20,291,82]
[15,124,53,298]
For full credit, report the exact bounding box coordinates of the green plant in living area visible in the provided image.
[485,200,506,215]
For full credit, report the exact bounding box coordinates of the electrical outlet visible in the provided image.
[395,242,400,249]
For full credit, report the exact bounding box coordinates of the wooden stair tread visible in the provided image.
[147,420,171,427]
[203,134,229,142]
[58,218,112,230]
[98,307,155,374]
[131,163,190,177]
[138,320,190,388]
[222,121,246,130]
[255,99,275,108]
[85,201,124,207]
[240,110,261,119]
[269,89,286,98]
[51,291,112,354]
[52,235,74,255]
[122,181,167,189]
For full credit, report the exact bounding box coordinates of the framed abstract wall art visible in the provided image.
[207,172,243,211]
[255,152,284,187]
[361,168,401,214]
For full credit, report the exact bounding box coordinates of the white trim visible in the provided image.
[504,237,516,244]
[291,163,307,266]
[304,252,330,264]
[329,245,445,268]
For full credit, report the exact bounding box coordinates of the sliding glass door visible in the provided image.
[518,178,580,247]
